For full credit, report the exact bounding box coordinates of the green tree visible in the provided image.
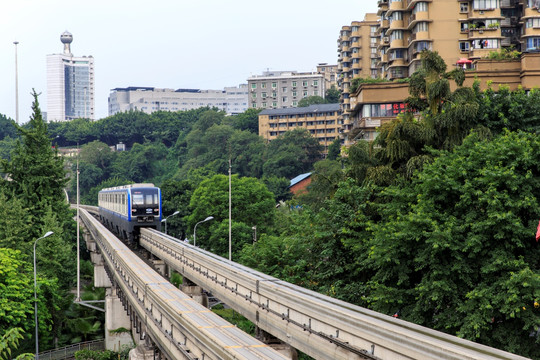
[298,96,326,107]
[366,130,540,358]
[160,179,193,239]
[229,108,261,133]
[297,159,344,207]
[187,175,275,258]
[325,86,340,104]
[263,129,323,179]
[326,138,341,161]
[0,114,18,141]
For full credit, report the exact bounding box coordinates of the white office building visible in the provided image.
[46,31,95,122]
[108,84,248,116]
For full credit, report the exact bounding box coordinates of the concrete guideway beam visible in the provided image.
[139,228,532,360]
[79,207,289,360]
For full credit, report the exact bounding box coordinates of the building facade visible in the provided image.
[47,31,95,122]
[337,14,380,132]
[337,0,540,144]
[247,71,326,109]
[316,63,339,91]
[108,85,248,116]
[375,0,540,81]
[258,104,340,154]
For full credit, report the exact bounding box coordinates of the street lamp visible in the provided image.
[161,211,180,235]
[252,226,257,244]
[193,216,214,247]
[33,231,54,360]
[13,41,19,125]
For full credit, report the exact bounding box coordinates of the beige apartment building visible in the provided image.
[337,13,380,130]
[337,0,540,144]
[258,104,340,154]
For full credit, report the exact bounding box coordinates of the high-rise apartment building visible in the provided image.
[247,71,326,109]
[47,31,95,122]
[376,0,540,80]
[316,63,339,90]
[337,14,380,133]
[108,85,248,116]
[337,0,540,144]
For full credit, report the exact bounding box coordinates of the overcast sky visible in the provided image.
[0,0,378,122]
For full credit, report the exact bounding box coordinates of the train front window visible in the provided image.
[133,194,144,205]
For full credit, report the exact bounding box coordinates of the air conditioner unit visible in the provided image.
[479,10,484,14]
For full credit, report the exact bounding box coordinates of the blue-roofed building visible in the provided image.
[289,172,312,195]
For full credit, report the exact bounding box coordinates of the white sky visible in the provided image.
[0,0,378,123]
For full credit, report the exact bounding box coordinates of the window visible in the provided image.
[252,103,257,108]
[292,91,297,97]
[282,96,288,102]
[272,92,277,97]
[302,81,308,87]
[313,80,318,86]
[282,87,287,93]
[390,30,403,41]
[413,2,428,13]
[261,83,267,89]
[262,92,267,98]
[271,82,277,88]
[272,102,277,107]
[293,101,298,106]
[251,83,256,89]
[474,38,499,49]
[461,22,469,32]
[473,0,499,10]
[413,22,428,33]
[415,41,430,52]
[303,91,308,97]
[460,2,469,12]
[292,81,297,87]
[526,37,540,50]
[460,41,470,51]
[526,18,540,28]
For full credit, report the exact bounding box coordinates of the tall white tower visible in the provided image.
[46,31,95,122]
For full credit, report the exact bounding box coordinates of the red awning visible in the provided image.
[456,58,472,64]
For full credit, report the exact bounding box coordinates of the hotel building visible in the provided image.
[46,31,95,122]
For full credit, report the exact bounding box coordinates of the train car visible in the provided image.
[98,183,162,242]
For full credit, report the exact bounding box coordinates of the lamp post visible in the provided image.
[161,211,180,235]
[33,231,54,360]
[193,216,214,247]
[13,41,19,125]
[252,226,257,244]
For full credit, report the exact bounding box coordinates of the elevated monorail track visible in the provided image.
[139,228,531,360]
[79,207,288,360]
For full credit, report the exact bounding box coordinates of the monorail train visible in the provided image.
[98,184,162,242]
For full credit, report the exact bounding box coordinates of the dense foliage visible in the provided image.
[0,51,538,358]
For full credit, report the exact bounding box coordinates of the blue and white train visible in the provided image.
[98,184,162,243]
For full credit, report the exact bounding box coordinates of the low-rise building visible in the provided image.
[258,104,340,154]
[108,85,248,116]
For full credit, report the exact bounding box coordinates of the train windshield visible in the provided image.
[132,189,159,206]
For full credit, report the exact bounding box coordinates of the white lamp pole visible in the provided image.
[193,216,214,247]
[13,41,19,125]
[161,211,179,235]
[33,231,54,360]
